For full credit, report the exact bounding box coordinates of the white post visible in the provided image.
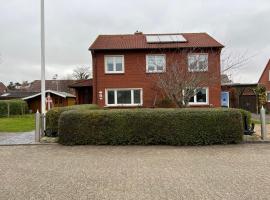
[35,110,41,142]
[260,106,267,140]
[40,0,46,132]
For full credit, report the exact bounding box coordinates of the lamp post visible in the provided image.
[40,0,46,132]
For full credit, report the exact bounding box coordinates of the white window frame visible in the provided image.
[189,87,209,105]
[104,55,124,74]
[188,53,208,72]
[105,88,143,107]
[146,54,166,73]
[267,91,270,102]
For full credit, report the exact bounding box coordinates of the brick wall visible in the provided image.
[92,48,221,108]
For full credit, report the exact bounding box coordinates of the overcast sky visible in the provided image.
[0,0,269,85]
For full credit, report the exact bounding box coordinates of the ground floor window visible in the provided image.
[105,88,143,106]
[267,92,270,102]
[189,88,209,105]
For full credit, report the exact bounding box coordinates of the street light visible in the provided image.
[40,0,46,131]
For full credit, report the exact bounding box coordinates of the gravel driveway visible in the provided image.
[1,144,270,200]
[0,131,35,145]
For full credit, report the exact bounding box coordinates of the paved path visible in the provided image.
[0,131,35,145]
[0,144,270,200]
[251,113,270,122]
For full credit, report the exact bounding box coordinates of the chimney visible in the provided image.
[134,30,143,35]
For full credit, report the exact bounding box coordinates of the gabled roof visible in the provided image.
[258,59,270,83]
[0,91,37,99]
[22,90,76,100]
[69,79,92,88]
[89,32,224,51]
[28,80,76,93]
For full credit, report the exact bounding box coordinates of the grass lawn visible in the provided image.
[0,115,35,132]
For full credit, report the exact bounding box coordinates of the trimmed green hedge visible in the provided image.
[46,104,99,135]
[58,108,243,146]
[0,99,28,117]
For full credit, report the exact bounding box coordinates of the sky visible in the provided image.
[0,0,269,85]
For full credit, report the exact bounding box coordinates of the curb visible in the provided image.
[0,143,59,147]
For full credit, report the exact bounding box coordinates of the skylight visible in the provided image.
[146,34,187,43]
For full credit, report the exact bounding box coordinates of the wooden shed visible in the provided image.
[22,90,76,112]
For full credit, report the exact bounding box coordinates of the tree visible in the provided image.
[72,66,91,80]
[7,82,15,90]
[221,48,255,76]
[152,50,217,108]
[145,47,251,108]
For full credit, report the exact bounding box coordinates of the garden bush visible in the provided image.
[0,99,28,117]
[58,108,243,146]
[46,104,99,135]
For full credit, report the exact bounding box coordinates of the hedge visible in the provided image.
[46,104,99,135]
[58,108,244,146]
[0,99,28,117]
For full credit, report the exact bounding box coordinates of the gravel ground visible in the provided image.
[0,131,35,145]
[0,144,270,200]
[254,124,270,139]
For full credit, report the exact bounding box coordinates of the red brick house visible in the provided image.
[89,32,223,108]
[0,82,7,94]
[258,59,270,109]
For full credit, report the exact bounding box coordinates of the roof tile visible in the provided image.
[89,33,224,50]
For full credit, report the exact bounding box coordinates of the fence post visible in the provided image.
[260,106,267,140]
[35,110,41,142]
[40,113,46,137]
[7,102,10,118]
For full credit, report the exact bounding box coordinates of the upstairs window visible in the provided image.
[188,54,208,72]
[146,55,166,73]
[105,56,124,73]
[189,88,209,105]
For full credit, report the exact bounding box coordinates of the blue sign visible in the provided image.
[221,92,229,107]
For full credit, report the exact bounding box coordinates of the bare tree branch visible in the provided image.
[72,66,91,80]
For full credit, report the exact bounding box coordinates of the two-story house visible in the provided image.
[89,32,224,108]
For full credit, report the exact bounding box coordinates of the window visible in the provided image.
[189,88,209,105]
[106,89,143,106]
[267,92,270,102]
[188,54,208,72]
[146,55,166,73]
[105,56,124,73]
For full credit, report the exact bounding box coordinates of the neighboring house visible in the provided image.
[89,32,223,108]
[69,79,93,104]
[0,82,7,94]
[0,80,78,112]
[258,59,270,110]
[22,90,76,112]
